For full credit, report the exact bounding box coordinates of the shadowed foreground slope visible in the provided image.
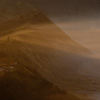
[0,40,81,100]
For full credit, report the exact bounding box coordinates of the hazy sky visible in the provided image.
[54,19,100,58]
[33,0,100,58]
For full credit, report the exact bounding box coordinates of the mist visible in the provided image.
[33,0,100,58]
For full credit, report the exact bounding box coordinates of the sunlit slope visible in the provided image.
[0,11,90,55]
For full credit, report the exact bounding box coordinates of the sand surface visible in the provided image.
[0,1,100,99]
[0,9,100,100]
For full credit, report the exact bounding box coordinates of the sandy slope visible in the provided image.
[0,11,90,54]
[0,10,100,100]
[0,8,85,100]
